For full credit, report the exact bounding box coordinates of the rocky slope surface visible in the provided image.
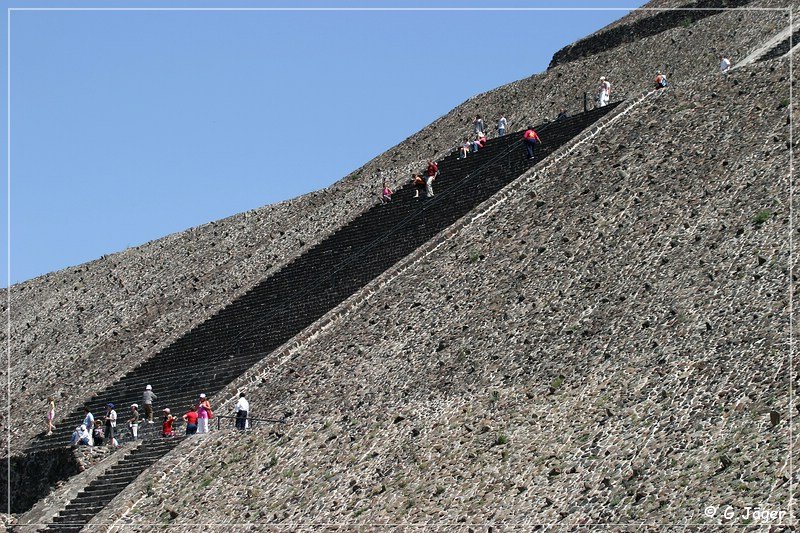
[89,53,794,528]
[2,3,790,457]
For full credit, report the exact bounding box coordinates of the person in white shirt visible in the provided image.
[82,406,95,445]
[71,424,91,446]
[597,76,611,107]
[104,403,117,446]
[720,56,731,73]
[235,392,249,430]
[497,115,507,136]
[473,115,485,136]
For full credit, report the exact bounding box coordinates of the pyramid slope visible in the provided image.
[92,57,792,527]
[2,3,787,455]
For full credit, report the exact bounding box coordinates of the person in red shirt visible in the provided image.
[425,160,439,198]
[523,127,541,160]
[162,408,176,437]
[182,404,199,435]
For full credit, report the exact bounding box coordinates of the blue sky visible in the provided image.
[1,0,644,285]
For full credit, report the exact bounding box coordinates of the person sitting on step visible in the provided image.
[654,70,668,89]
[70,424,91,446]
[92,419,105,446]
[471,133,487,153]
[459,138,470,159]
[381,180,393,204]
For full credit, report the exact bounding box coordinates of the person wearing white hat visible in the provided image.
[142,384,157,423]
[197,393,212,434]
[70,424,91,446]
[129,404,140,440]
[162,408,176,437]
[597,76,611,107]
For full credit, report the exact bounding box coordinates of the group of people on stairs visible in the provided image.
[63,387,251,447]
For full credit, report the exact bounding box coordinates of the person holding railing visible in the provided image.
[235,392,249,430]
[425,160,439,198]
[183,404,199,436]
[523,127,541,160]
[412,173,426,198]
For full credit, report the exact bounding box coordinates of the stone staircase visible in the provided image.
[40,437,184,533]
[735,25,799,69]
[7,102,621,524]
[755,28,800,63]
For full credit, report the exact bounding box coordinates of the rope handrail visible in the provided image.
[222,132,531,354]
[53,104,622,436]
[212,414,286,424]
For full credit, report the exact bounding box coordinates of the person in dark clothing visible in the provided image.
[425,160,439,198]
[104,403,117,447]
[556,108,569,121]
[412,173,426,198]
[235,393,249,431]
[92,419,105,446]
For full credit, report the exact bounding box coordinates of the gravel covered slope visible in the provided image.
[3,4,788,454]
[91,55,793,528]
